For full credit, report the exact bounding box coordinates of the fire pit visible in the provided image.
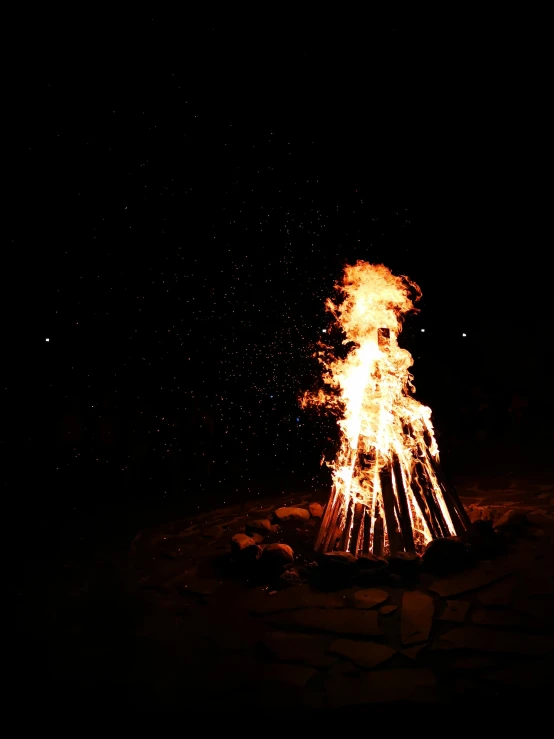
[304,261,470,557]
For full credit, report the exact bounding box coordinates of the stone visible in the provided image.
[429,563,510,598]
[477,578,515,607]
[422,536,470,574]
[325,662,363,709]
[308,502,324,518]
[262,632,336,667]
[494,509,528,533]
[450,656,498,672]
[353,588,389,609]
[262,543,294,565]
[440,600,470,623]
[401,590,434,645]
[401,645,427,660]
[388,551,420,580]
[467,519,500,556]
[318,551,358,587]
[251,584,346,614]
[267,607,384,636]
[274,507,310,523]
[245,518,278,534]
[359,668,437,703]
[329,639,395,669]
[358,553,388,570]
[279,568,302,587]
[380,605,398,615]
[481,660,554,689]
[472,609,522,627]
[179,576,221,596]
[439,627,554,655]
[231,534,262,561]
[263,663,317,688]
[357,554,389,585]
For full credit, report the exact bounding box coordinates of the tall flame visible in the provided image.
[307,261,459,555]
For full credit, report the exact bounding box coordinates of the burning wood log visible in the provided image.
[307,262,469,557]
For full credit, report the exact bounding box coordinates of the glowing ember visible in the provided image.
[304,262,469,556]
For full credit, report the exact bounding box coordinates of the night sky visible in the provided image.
[11,20,551,538]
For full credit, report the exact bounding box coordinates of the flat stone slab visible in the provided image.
[450,656,499,672]
[429,564,510,597]
[439,627,554,655]
[359,668,437,703]
[481,660,554,689]
[401,591,434,645]
[179,576,221,596]
[329,639,395,669]
[251,585,347,614]
[353,588,389,609]
[262,633,336,667]
[472,609,522,627]
[267,607,384,636]
[477,578,516,607]
[440,600,470,623]
[402,644,427,660]
[262,663,317,688]
[380,605,398,615]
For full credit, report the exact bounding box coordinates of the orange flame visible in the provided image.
[307,261,457,554]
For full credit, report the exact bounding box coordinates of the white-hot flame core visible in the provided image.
[307,262,456,552]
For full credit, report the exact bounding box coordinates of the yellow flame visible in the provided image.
[307,262,456,553]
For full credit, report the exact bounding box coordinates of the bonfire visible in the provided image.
[304,262,469,557]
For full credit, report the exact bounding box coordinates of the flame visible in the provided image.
[307,261,458,554]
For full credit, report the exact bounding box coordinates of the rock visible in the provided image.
[401,591,434,645]
[477,578,515,607]
[494,509,528,533]
[440,600,470,623]
[466,519,500,555]
[267,607,383,636]
[388,552,420,580]
[401,644,427,660]
[357,554,389,585]
[309,502,325,518]
[329,639,395,669]
[263,663,317,688]
[317,551,358,587]
[262,633,336,667]
[359,668,437,703]
[279,568,302,587]
[472,609,522,627]
[422,536,470,574]
[439,627,554,655]
[246,518,278,534]
[231,534,262,561]
[251,584,347,614]
[353,588,389,609]
[179,577,221,596]
[262,543,294,565]
[429,563,510,598]
[450,656,498,672]
[274,507,310,523]
[358,553,388,570]
[380,605,398,615]
[251,533,264,544]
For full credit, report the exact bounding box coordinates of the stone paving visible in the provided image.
[35,477,554,710]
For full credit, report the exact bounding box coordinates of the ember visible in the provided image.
[304,262,469,556]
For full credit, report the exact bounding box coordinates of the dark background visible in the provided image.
[9,18,552,556]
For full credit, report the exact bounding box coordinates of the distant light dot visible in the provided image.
[322,329,327,333]
[420,329,425,333]
[45,338,50,342]
[462,333,467,337]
